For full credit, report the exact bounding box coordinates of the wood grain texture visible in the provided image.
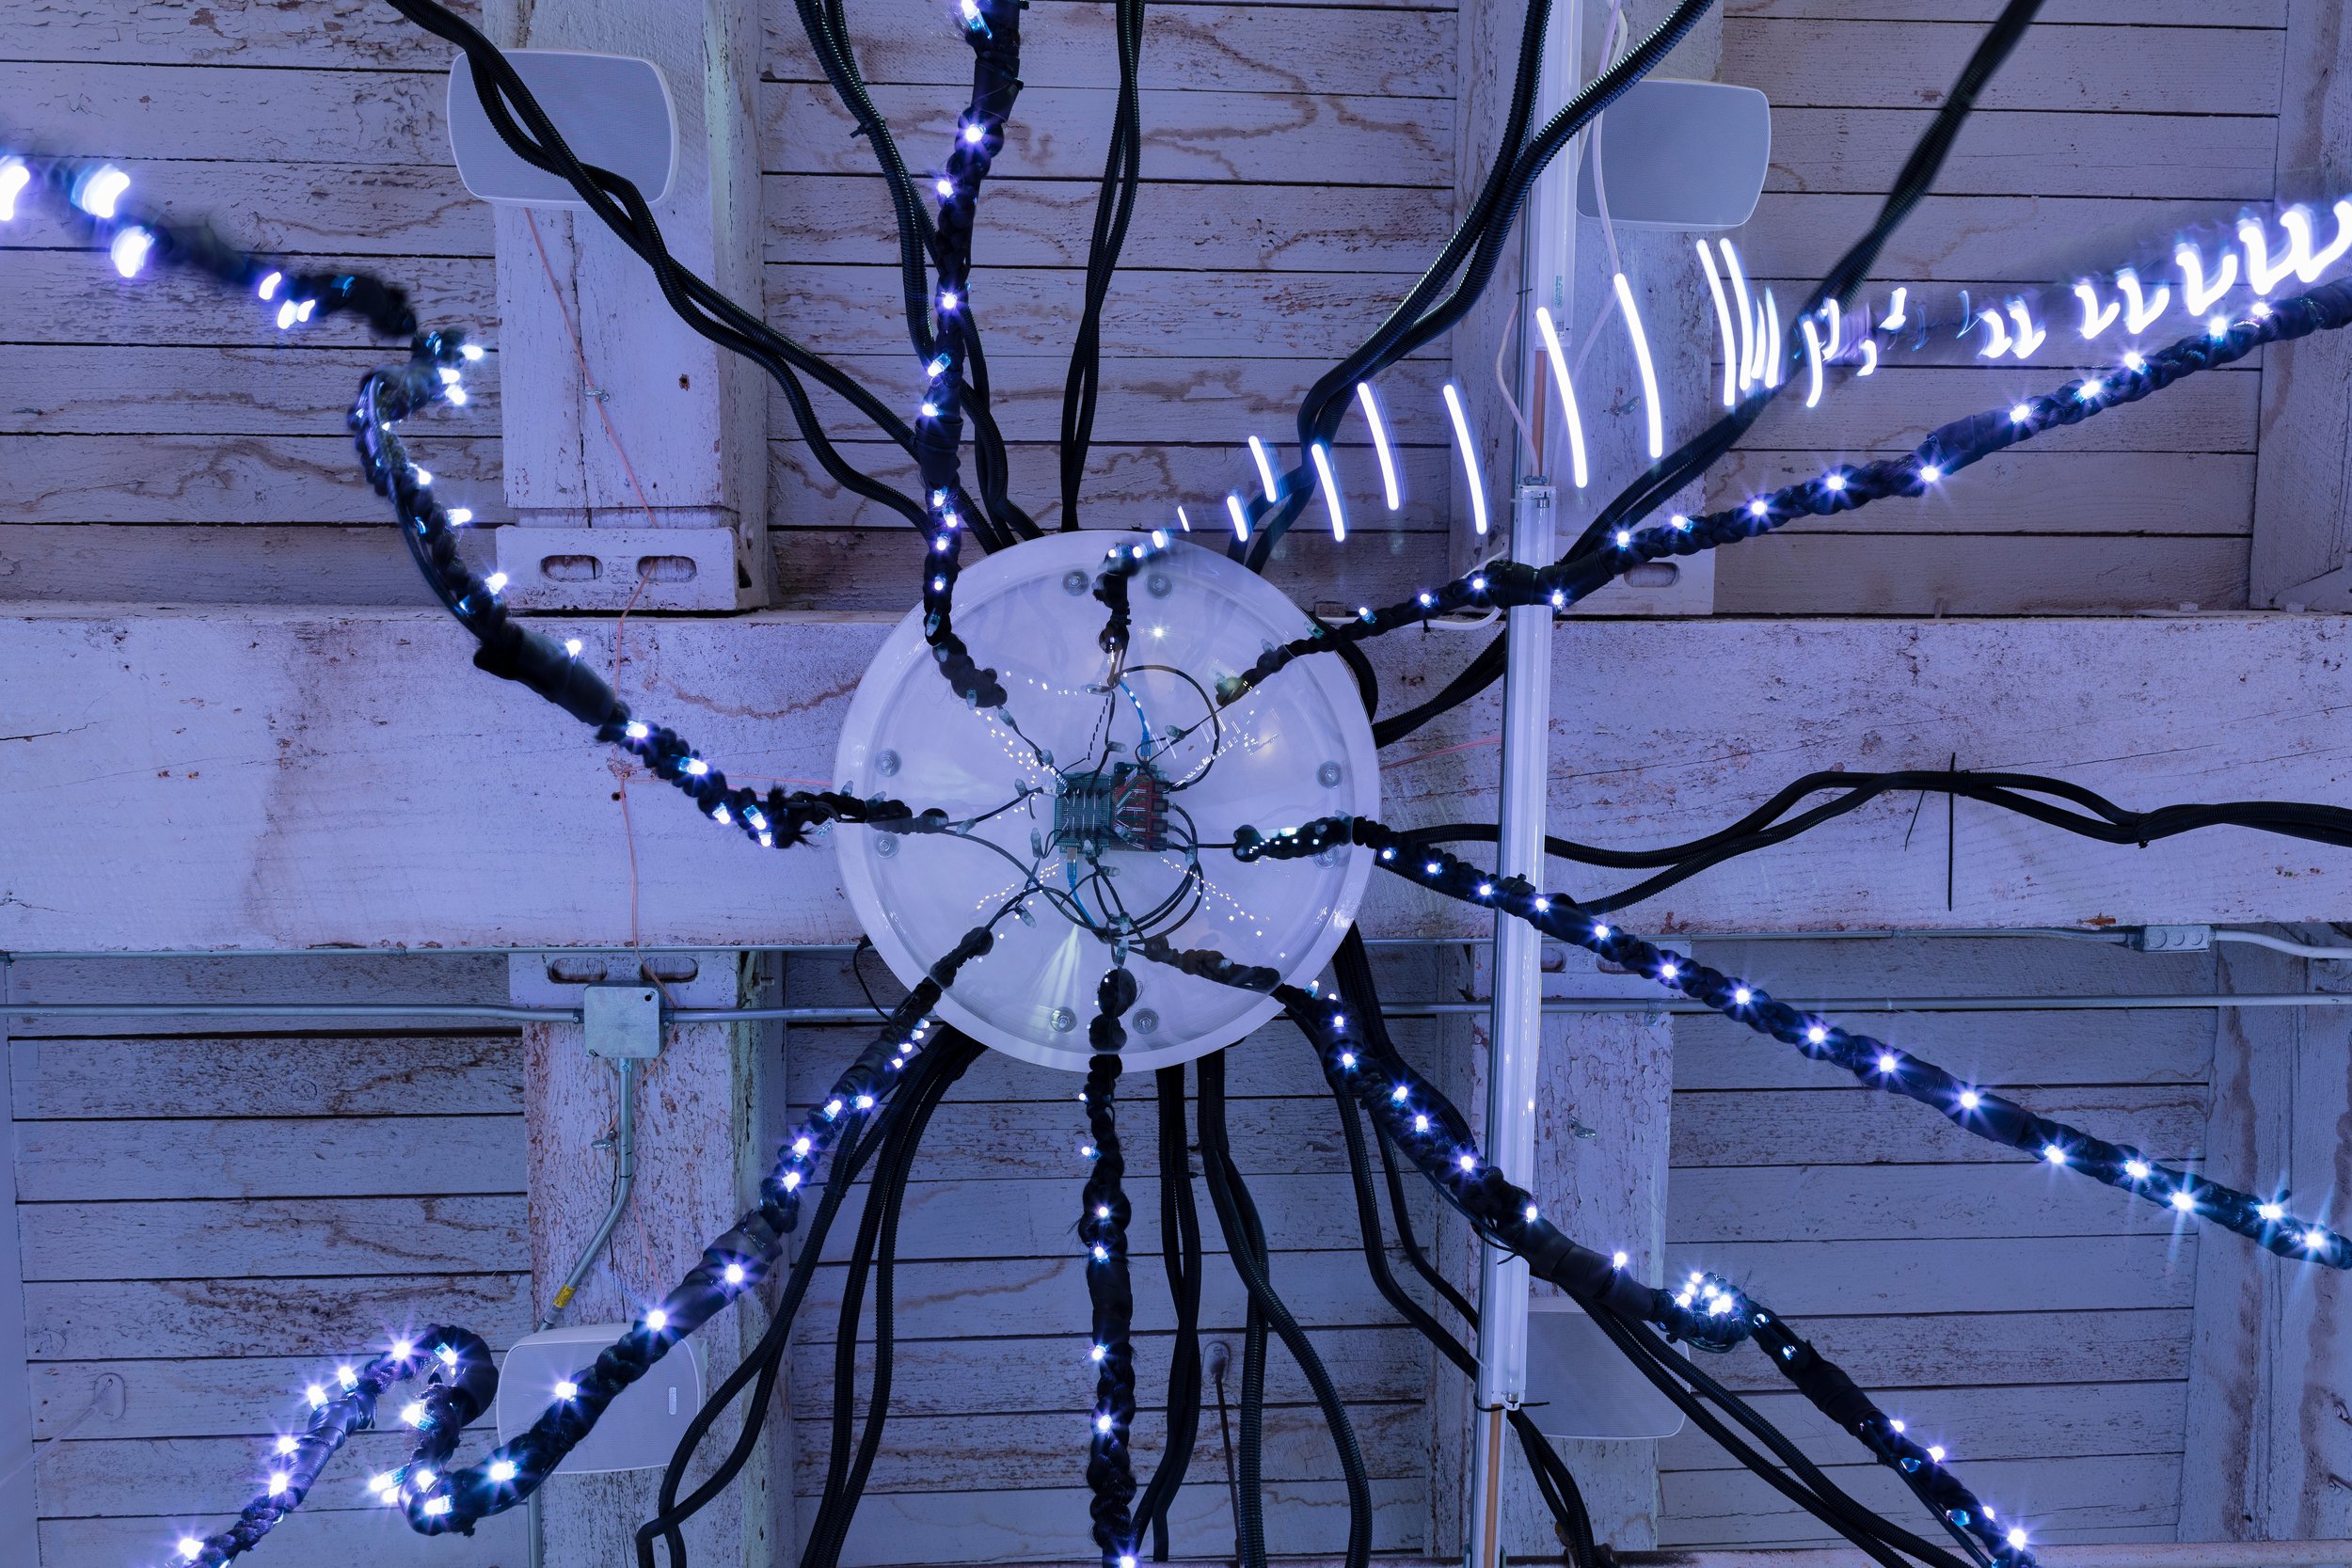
[10,1034,521,1118]
[40,1508,524,1567]
[0,436,507,527]
[7,161,491,257]
[1672,1085,2206,1167]
[1672,1234,2197,1316]
[771,262,1443,359]
[17,1196,527,1281]
[1738,365,2258,453]
[0,63,453,165]
[0,524,486,605]
[1720,19,2284,116]
[8,251,493,348]
[1764,109,2279,201]
[765,81,1453,184]
[765,3,1454,96]
[10,0,485,68]
[1662,1452,2180,1547]
[1738,196,2250,289]
[0,346,491,436]
[1671,1162,2217,1243]
[14,1116,525,1200]
[1712,536,2251,615]
[1726,0,2281,21]
[1703,451,2254,538]
[1659,1382,2186,1472]
[21,1272,530,1359]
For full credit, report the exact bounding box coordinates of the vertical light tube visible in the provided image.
[1613,273,1662,459]
[1174,505,1193,532]
[1355,383,1402,511]
[1439,382,1489,535]
[1719,238,1756,392]
[1309,441,1349,543]
[1532,307,1588,488]
[1696,240,1737,408]
[1224,493,1249,543]
[1247,435,1281,502]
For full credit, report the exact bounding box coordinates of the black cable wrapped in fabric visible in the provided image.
[1136,1066,1205,1560]
[1080,969,1143,1568]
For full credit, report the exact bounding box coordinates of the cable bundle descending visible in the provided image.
[1080,972,1142,1568]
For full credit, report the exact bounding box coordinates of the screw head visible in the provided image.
[1062,569,1089,595]
[1050,1006,1078,1033]
[1133,1008,1159,1036]
[1317,761,1343,788]
[1146,572,1172,599]
[875,834,898,858]
[875,749,900,778]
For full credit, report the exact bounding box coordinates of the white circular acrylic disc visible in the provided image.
[834,531,1379,1072]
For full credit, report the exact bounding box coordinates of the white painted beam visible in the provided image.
[483,0,770,610]
[5,609,2352,950]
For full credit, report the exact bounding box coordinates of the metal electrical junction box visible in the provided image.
[582,983,663,1059]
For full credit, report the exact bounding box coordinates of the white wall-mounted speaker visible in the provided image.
[497,1323,707,1473]
[447,50,678,209]
[1577,78,1771,231]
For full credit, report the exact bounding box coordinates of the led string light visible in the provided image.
[1205,272,2352,711]
[1233,817,2352,1270]
[1079,970,1143,1568]
[157,929,994,1562]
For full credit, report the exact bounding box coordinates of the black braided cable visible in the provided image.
[1248,816,2352,1269]
[1079,968,1142,1567]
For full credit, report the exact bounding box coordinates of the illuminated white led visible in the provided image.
[1247,434,1281,503]
[1920,464,1942,483]
[1823,472,1846,493]
[1438,382,1487,534]
[2307,1228,2331,1251]
[2006,298,2045,357]
[485,571,509,594]
[1613,273,1663,456]
[962,121,985,144]
[1804,1024,1827,1045]
[257,271,282,301]
[1095,1412,1114,1433]
[268,1472,289,1497]
[1532,306,1589,487]
[423,1496,453,1517]
[2010,404,2031,423]
[0,159,28,223]
[306,1383,327,1408]
[1927,1445,1946,1463]
[276,1434,299,1454]
[683,758,707,776]
[489,1459,518,1483]
[1719,239,1757,391]
[1225,492,1250,543]
[1802,314,1827,405]
[723,1262,746,1285]
[403,1402,427,1426]
[2243,215,2304,295]
[1696,240,1738,407]
[2042,1144,2068,1164]
[1309,441,1348,543]
[179,1537,205,1560]
[1973,308,2010,359]
[1612,1250,1629,1268]
[2073,279,2120,339]
[940,289,959,310]
[109,227,153,278]
[2124,1159,2152,1180]
[1876,1053,1898,1073]
[2077,378,2104,401]
[555,1380,580,1400]
[1958,1089,1980,1110]
[2007,1528,2029,1550]
[564,638,583,658]
[1857,339,1879,376]
[1355,382,1402,510]
[461,342,485,361]
[338,1366,358,1388]
[392,1338,415,1359]
[2296,198,2352,282]
[1457,1152,1476,1172]
[2122,351,2144,372]
[1732,987,1752,1005]
[1747,499,1768,518]
[2116,268,2170,335]
[645,1308,669,1331]
[2170,1188,2197,1212]
[75,165,130,218]
[2259,1202,2285,1221]
[935,177,954,198]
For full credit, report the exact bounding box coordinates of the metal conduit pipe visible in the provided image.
[855,1547,2352,1568]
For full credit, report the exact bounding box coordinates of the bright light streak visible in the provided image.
[1613,273,1662,457]
[2005,299,2045,358]
[1533,306,1589,488]
[2074,280,2119,338]
[1174,505,1192,532]
[1439,382,1488,534]
[1882,286,1909,331]
[1973,308,2010,359]
[2242,214,2305,295]
[1696,240,1738,407]
[0,160,28,223]
[2178,242,2238,313]
[1823,296,1842,358]
[1800,315,1825,407]
[1224,492,1250,543]
[2295,199,2352,282]
[1355,382,1401,511]
[2116,269,2170,335]
[1719,238,1756,391]
[1247,435,1281,502]
[1310,440,1349,543]
[74,165,130,218]
[108,227,152,278]
[1856,340,1878,376]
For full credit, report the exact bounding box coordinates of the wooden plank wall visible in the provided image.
[1712,0,2287,613]
[775,947,1443,1565]
[1657,936,2217,1549]
[762,0,1463,614]
[2,954,530,1566]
